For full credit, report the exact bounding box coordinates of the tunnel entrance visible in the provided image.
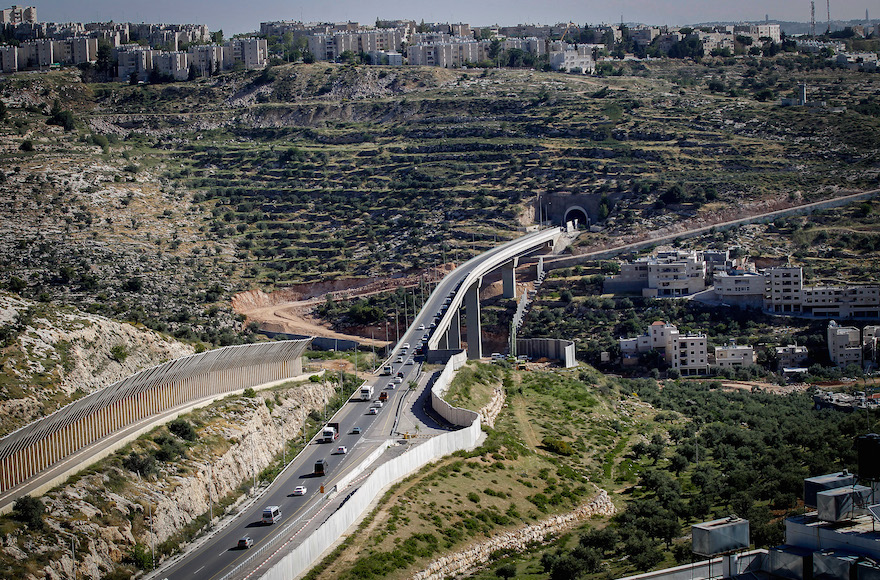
[564,206,589,229]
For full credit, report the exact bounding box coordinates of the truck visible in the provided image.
[314,459,329,476]
[321,422,340,443]
[378,391,388,402]
[381,364,393,375]
[360,385,374,401]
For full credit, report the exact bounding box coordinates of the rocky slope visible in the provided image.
[0,378,336,580]
[0,293,194,437]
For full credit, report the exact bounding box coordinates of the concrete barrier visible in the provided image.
[260,351,481,580]
[517,338,577,368]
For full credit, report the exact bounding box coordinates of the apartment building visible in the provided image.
[116,44,156,82]
[187,44,223,76]
[763,267,804,313]
[775,344,809,371]
[223,38,268,70]
[714,343,756,368]
[713,270,765,307]
[604,250,708,297]
[0,5,36,24]
[827,321,863,367]
[549,45,595,73]
[0,44,16,72]
[407,40,488,67]
[620,321,708,375]
[306,28,406,61]
[154,51,189,80]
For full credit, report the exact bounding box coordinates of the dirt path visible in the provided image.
[233,266,456,348]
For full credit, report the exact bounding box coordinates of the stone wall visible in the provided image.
[413,490,617,580]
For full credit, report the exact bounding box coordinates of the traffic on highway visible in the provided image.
[159,314,440,580]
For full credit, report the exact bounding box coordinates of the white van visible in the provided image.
[262,505,281,524]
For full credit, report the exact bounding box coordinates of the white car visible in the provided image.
[405,358,414,365]
[368,407,378,415]
[418,324,425,331]
[293,486,307,496]
[395,356,403,363]
[402,343,410,350]
[392,376,403,384]
[335,446,347,454]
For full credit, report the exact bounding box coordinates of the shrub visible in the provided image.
[123,451,157,476]
[110,344,128,363]
[541,436,575,456]
[19,140,34,151]
[168,418,197,441]
[12,495,45,530]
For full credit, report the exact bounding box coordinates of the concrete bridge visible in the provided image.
[425,227,564,360]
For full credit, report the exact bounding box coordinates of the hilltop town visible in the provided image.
[1,3,880,580]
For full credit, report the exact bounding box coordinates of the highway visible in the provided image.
[157,227,562,580]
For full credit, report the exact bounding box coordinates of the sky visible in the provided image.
[33,0,877,37]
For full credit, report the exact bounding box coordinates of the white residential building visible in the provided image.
[0,5,36,24]
[620,321,708,375]
[714,270,765,307]
[407,40,488,67]
[0,44,17,72]
[116,45,156,82]
[187,44,223,76]
[154,51,189,80]
[714,343,756,368]
[775,344,809,371]
[827,321,862,367]
[764,267,804,314]
[223,37,268,70]
[549,45,595,73]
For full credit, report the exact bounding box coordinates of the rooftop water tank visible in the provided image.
[691,515,750,557]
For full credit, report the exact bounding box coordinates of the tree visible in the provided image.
[211,29,224,44]
[495,563,517,579]
[168,418,197,441]
[12,495,45,530]
[0,99,6,121]
[187,62,198,80]
[129,70,139,85]
[19,140,34,151]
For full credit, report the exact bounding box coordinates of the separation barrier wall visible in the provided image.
[517,338,577,368]
[261,351,480,580]
[0,340,311,498]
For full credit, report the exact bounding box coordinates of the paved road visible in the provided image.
[158,310,459,580]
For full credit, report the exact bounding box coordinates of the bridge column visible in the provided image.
[465,277,482,360]
[502,258,519,299]
[438,329,448,350]
[448,309,461,350]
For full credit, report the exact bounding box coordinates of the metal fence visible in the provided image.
[0,340,311,493]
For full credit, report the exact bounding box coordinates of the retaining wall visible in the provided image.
[261,351,480,580]
[0,340,311,506]
[517,338,577,368]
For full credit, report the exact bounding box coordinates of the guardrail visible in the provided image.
[0,340,311,501]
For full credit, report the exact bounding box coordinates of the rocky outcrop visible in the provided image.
[0,293,194,437]
[3,380,336,580]
[479,387,505,428]
[412,490,617,580]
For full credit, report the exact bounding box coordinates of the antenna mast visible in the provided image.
[810,1,816,38]
[826,0,831,34]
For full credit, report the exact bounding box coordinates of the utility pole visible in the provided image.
[149,502,155,570]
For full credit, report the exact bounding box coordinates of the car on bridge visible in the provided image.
[293,485,307,496]
[335,446,347,454]
[351,426,361,434]
[237,536,253,549]
[368,407,378,415]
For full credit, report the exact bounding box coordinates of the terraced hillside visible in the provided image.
[1,57,879,346]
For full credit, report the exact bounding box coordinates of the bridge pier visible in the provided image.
[448,309,461,350]
[501,258,518,299]
[465,277,482,360]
